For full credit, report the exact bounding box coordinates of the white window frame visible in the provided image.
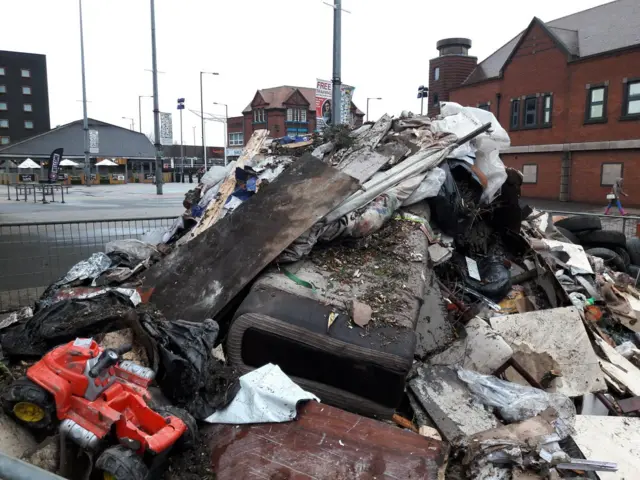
[24,120,34,129]
[0,119,8,128]
[253,108,265,123]
[301,109,307,122]
[228,132,243,146]
[434,67,440,81]
[0,102,7,111]
[0,136,9,145]
[601,163,622,187]
[522,164,538,184]
[0,85,6,94]
[21,69,30,78]
[22,86,32,95]
[23,103,32,112]
[0,67,5,76]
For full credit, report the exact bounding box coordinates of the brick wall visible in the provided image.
[502,152,562,200]
[428,55,477,116]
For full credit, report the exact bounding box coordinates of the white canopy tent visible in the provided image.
[18,158,40,169]
[60,159,80,167]
[95,159,117,167]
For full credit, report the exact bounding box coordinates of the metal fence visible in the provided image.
[0,217,174,312]
[545,211,640,238]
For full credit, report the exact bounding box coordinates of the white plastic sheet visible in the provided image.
[205,363,319,424]
[542,239,594,275]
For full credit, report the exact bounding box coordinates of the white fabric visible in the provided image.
[205,363,319,424]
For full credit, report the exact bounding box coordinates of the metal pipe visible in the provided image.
[150,0,162,195]
[331,0,342,125]
[0,450,66,480]
[200,72,205,168]
[78,0,90,187]
[138,95,151,133]
[180,107,184,181]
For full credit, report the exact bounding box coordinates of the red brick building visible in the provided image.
[226,85,364,158]
[436,0,640,206]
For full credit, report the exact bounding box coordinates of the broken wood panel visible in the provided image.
[572,416,640,480]
[178,129,269,244]
[490,307,606,397]
[205,401,447,480]
[144,154,359,322]
[338,150,390,184]
[596,336,640,396]
[408,365,500,445]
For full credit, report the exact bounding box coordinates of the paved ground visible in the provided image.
[521,197,640,216]
[0,182,194,223]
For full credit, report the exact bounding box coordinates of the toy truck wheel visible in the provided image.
[155,405,198,451]
[96,445,149,480]
[1,377,56,430]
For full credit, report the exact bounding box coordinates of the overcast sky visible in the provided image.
[1,0,611,146]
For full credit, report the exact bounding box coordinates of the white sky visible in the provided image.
[1,0,610,146]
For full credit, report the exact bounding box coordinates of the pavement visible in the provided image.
[0,182,195,223]
[521,197,640,216]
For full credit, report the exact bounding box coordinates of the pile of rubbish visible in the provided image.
[0,102,638,479]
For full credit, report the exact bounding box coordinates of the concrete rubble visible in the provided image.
[0,102,639,478]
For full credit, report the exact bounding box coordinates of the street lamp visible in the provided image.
[78,0,90,186]
[366,97,382,122]
[177,98,185,182]
[138,95,152,133]
[417,85,429,116]
[212,102,228,166]
[122,117,134,130]
[200,71,219,169]
[150,0,162,195]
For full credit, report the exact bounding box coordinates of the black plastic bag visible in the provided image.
[464,256,512,301]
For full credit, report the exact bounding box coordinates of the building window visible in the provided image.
[286,108,307,122]
[478,103,490,111]
[586,85,607,122]
[23,104,32,112]
[601,163,622,186]
[0,67,5,76]
[24,120,33,129]
[21,69,30,78]
[623,80,640,118]
[253,108,265,123]
[543,94,553,125]
[524,97,537,127]
[22,86,31,95]
[0,119,8,128]
[229,132,243,146]
[522,164,538,184]
[432,93,439,106]
[510,100,520,129]
[0,85,5,94]
[434,67,440,81]
[0,102,6,111]
[0,136,9,145]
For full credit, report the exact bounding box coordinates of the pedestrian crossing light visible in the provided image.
[417,86,429,99]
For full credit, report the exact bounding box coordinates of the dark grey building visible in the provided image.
[0,50,50,146]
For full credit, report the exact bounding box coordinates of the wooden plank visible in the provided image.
[178,129,269,245]
[143,154,359,322]
[203,401,447,480]
[336,114,393,183]
[596,336,640,396]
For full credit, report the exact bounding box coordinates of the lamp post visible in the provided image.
[212,102,228,166]
[138,95,152,133]
[78,0,90,186]
[177,98,185,182]
[200,71,219,169]
[366,97,381,122]
[122,117,134,130]
[150,0,162,195]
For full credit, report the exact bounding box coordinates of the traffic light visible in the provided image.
[417,85,429,99]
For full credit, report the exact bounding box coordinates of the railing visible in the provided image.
[0,217,174,312]
[545,210,640,238]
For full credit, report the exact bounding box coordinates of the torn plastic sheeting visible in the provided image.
[201,164,231,187]
[105,239,159,264]
[0,307,33,331]
[541,239,593,275]
[403,167,447,206]
[54,252,112,287]
[43,287,141,307]
[205,363,319,424]
[457,368,577,426]
[141,316,239,421]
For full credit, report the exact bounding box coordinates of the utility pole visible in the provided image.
[150,0,162,195]
[78,0,90,186]
[331,0,342,125]
[213,102,228,166]
[366,97,381,122]
[192,126,196,146]
[199,71,219,169]
[177,98,185,182]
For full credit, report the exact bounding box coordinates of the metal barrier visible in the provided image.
[0,217,174,312]
[545,210,640,238]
